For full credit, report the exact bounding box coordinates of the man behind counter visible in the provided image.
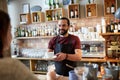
[47,17,82,80]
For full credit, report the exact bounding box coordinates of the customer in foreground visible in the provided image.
[0,10,38,80]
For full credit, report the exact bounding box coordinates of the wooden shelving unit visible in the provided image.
[20,13,31,24]
[104,0,117,16]
[13,57,120,74]
[68,4,80,19]
[13,57,54,74]
[45,8,64,21]
[86,3,97,18]
[81,58,120,62]
[100,33,120,36]
[31,11,45,23]
[15,36,54,40]
[100,33,120,59]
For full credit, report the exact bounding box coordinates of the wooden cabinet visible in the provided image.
[31,11,45,23]
[85,3,97,18]
[68,4,80,19]
[100,33,120,59]
[104,0,117,16]
[14,57,120,74]
[45,8,64,21]
[14,57,53,74]
[20,13,31,24]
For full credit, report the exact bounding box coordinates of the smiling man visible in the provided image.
[47,17,82,80]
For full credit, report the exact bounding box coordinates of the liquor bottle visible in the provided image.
[44,25,48,36]
[21,27,25,37]
[25,27,29,37]
[110,20,115,32]
[49,14,52,21]
[70,0,74,4]
[111,2,115,14]
[17,27,21,37]
[32,29,36,37]
[70,8,74,18]
[56,0,59,8]
[90,0,95,4]
[46,14,49,21]
[33,13,37,22]
[114,20,118,33]
[118,21,120,32]
[55,11,59,20]
[88,7,91,17]
[36,14,39,22]
[88,0,91,4]
[15,28,18,37]
[101,18,106,33]
[14,47,17,55]
[106,2,110,14]
[59,12,62,19]
[106,23,111,33]
[28,28,32,37]
[53,0,56,9]
[74,7,78,18]
[34,28,37,37]
[49,0,52,9]
[47,12,52,21]
[52,11,55,21]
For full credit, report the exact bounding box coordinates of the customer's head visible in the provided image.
[58,17,70,36]
[0,10,12,57]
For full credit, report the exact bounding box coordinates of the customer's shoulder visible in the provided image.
[0,57,21,64]
[0,58,23,70]
[0,58,30,71]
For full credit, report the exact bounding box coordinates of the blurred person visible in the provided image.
[0,10,38,80]
[47,17,81,80]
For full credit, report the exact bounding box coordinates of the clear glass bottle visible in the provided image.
[74,6,78,18]
[53,0,56,9]
[56,0,59,8]
[49,0,52,9]
[111,1,115,14]
[106,2,110,14]
[70,8,74,18]
[88,7,91,17]
[70,0,74,4]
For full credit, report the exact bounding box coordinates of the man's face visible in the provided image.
[58,20,69,35]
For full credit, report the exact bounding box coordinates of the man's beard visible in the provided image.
[58,29,68,35]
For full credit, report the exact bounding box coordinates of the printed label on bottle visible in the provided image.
[107,7,110,13]
[118,24,120,31]
[88,12,91,17]
[111,7,115,13]
[70,11,74,18]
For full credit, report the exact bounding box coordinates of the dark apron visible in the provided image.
[54,35,77,76]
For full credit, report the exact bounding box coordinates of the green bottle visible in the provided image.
[49,0,52,9]
[53,0,56,9]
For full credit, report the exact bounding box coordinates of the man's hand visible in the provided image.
[54,52,67,61]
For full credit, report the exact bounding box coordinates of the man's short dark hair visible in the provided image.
[59,17,70,26]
